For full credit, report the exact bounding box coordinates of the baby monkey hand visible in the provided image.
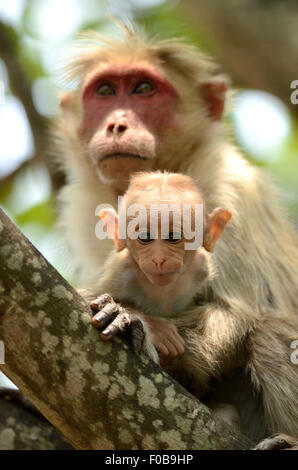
[137,314,185,367]
[90,294,146,355]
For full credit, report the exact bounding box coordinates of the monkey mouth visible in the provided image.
[147,271,177,286]
[152,273,176,279]
[100,153,149,162]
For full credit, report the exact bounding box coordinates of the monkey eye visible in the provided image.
[166,232,182,243]
[138,232,154,243]
[133,82,154,95]
[95,83,116,96]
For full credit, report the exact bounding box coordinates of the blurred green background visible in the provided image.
[0,0,297,387]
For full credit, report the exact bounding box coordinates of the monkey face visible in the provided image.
[127,232,198,287]
[78,63,180,186]
[131,239,185,286]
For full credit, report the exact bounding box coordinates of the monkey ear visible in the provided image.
[199,81,227,121]
[203,208,232,252]
[98,209,126,252]
[59,92,76,115]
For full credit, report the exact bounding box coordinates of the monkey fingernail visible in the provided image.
[101,326,116,340]
[91,314,105,328]
[100,331,112,341]
[91,318,100,328]
[90,294,112,311]
[92,304,118,327]
[90,302,99,312]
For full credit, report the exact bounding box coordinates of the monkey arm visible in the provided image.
[80,286,185,366]
[79,254,249,385]
[85,293,159,364]
[81,272,248,377]
[91,296,185,366]
[167,303,251,389]
[131,312,185,367]
[78,252,186,366]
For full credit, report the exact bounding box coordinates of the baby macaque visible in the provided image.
[81,170,238,430]
[80,171,231,382]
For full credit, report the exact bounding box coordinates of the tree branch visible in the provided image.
[0,395,73,450]
[0,21,47,158]
[0,21,65,190]
[0,208,252,450]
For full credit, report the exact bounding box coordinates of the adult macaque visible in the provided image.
[55,24,298,449]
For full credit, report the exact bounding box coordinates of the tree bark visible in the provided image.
[0,395,73,450]
[0,207,252,450]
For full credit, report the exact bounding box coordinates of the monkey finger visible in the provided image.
[91,302,119,328]
[162,339,179,359]
[167,325,185,345]
[155,342,170,358]
[101,312,130,340]
[90,293,113,312]
[152,342,175,367]
[167,332,185,356]
[128,317,145,353]
[169,340,184,357]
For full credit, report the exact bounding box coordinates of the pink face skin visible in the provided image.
[127,236,196,287]
[78,64,180,187]
[101,197,231,287]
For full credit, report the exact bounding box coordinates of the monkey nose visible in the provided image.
[152,258,166,271]
[107,122,128,135]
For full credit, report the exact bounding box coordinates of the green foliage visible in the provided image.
[15,198,56,228]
